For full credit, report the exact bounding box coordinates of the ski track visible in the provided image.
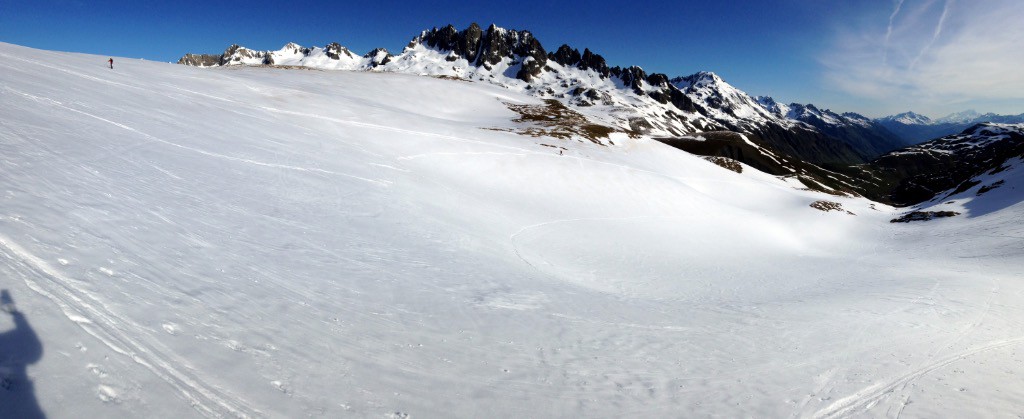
[813,336,1024,418]
[2,86,391,187]
[0,234,260,418]
[0,52,152,93]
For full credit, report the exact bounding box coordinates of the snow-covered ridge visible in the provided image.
[877,111,933,125]
[877,109,1024,127]
[177,23,901,162]
[898,123,1024,154]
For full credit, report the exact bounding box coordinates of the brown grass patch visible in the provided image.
[433,75,471,82]
[810,200,856,215]
[490,99,620,144]
[703,156,742,173]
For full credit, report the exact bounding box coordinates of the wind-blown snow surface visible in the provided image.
[1,43,1023,418]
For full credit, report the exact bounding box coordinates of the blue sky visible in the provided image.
[2,0,1020,118]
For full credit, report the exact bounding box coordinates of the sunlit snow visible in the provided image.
[1,43,1022,418]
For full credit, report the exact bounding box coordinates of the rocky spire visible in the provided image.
[412,23,548,82]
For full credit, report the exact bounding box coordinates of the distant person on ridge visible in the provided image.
[108,58,113,69]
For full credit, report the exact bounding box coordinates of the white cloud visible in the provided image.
[821,0,1024,116]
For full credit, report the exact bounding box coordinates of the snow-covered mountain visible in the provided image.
[4,40,1024,419]
[935,109,984,124]
[876,110,1024,144]
[179,23,906,165]
[877,111,933,125]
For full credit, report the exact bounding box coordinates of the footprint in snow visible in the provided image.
[97,384,121,403]
[161,323,179,336]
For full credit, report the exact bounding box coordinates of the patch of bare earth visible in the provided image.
[810,200,856,215]
[703,156,742,173]
[890,211,960,223]
[488,99,628,144]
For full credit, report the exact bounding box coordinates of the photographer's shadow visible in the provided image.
[0,289,46,418]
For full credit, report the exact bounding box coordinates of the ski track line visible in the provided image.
[3,60,778,195]
[813,336,1024,419]
[1,49,888,198]
[0,52,151,93]
[177,83,755,195]
[794,280,942,417]
[0,234,260,418]
[2,86,390,187]
[163,85,545,155]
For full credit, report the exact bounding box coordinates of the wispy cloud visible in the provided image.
[909,0,952,70]
[882,0,905,66]
[821,0,1024,116]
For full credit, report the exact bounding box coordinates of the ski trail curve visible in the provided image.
[813,336,1024,418]
[0,234,261,418]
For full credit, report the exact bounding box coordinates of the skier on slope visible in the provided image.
[108,58,113,69]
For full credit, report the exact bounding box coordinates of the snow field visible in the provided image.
[1,43,1023,418]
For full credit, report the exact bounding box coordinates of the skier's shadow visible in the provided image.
[0,289,46,418]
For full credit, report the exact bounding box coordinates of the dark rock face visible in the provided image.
[786,104,907,160]
[364,48,392,67]
[655,131,864,196]
[669,89,698,113]
[324,42,354,60]
[177,53,220,66]
[548,45,581,67]
[746,124,864,166]
[611,66,648,95]
[890,211,960,223]
[547,45,610,77]
[414,23,547,82]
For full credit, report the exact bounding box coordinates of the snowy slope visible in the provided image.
[2,42,1024,418]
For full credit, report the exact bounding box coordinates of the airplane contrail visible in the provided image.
[910,0,954,71]
[882,0,906,66]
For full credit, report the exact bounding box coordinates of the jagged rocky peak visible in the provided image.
[221,44,272,65]
[841,112,872,123]
[673,71,725,89]
[177,53,220,67]
[363,48,392,67]
[548,45,610,77]
[324,42,354,60]
[755,96,789,115]
[281,42,306,53]
[412,23,547,81]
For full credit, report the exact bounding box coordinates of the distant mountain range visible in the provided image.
[178,23,907,167]
[875,110,1024,144]
[178,23,1023,206]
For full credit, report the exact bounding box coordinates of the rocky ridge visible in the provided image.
[178,23,906,167]
[853,123,1024,205]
